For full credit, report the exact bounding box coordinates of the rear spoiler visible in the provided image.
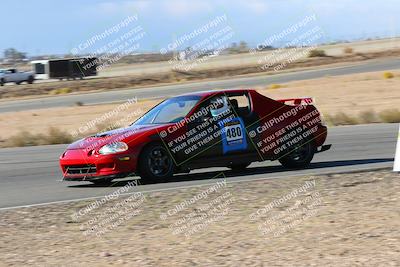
[276,97,314,105]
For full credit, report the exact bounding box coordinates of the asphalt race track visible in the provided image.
[1,58,400,113]
[0,123,397,210]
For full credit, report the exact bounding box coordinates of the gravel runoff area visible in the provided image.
[0,169,399,266]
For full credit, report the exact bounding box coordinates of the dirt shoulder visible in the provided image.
[0,169,399,266]
[257,69,400,115]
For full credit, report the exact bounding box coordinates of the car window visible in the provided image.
[134,95,201,125]
[192,95,230,120]
[227,93,251,117]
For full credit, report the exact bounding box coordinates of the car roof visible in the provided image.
[177,88,256,98]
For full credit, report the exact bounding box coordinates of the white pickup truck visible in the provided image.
[0,68,35,86]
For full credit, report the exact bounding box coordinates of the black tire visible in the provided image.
[228,162,251,171]
[279,141,315,169]
[0,79,4,86]
[27,76,34,84]
[138,143,174,183]
[16,81,21,85]
[91,179,113,186]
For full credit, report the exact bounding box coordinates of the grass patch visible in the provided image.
[49,88,72,95]
[325,112,358,126]
[325,109,400,126]
[46,127,73,144]
[343,47,354,54]
[383,72,394,79]
[8,131,46,147]
[358,110,379,124]
[95,122,121,133]
[8,127,72,147]
[308,49,327,58]
[268,84,283,89]
[379,109,400,123]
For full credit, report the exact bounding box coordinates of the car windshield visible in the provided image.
[133,95,201,125]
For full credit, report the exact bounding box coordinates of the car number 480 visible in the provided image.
[225,124,243,142]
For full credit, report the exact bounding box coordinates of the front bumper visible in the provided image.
[60,149,138,181]
[63,173,131,182]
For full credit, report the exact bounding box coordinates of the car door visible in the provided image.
[185,95,226,160]
[186,93,253,161]
[222,92,259,156]
[5,69,16,82]
[4,70,11,82]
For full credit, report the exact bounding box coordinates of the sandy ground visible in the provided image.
[0,169,399,266]
[257,69,400,115]
[1,69,399,143]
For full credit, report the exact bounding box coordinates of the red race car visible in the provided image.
[60,89,331,184]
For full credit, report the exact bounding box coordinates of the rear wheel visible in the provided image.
[0,79,4,86]
[138,143,174,183]
[279,141,315,169]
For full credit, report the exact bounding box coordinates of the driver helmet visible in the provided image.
[210,96,229,117]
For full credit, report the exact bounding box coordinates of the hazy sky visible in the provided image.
[1,0,399,56]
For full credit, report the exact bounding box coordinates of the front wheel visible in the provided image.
[0,79,4,86]
[279,141,315,169]
[138,143,174,183]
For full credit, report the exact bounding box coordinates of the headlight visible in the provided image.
[98,142,129,155]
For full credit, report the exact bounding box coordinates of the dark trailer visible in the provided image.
[31,57,98,80]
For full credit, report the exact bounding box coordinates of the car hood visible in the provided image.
[66,124,166,150]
